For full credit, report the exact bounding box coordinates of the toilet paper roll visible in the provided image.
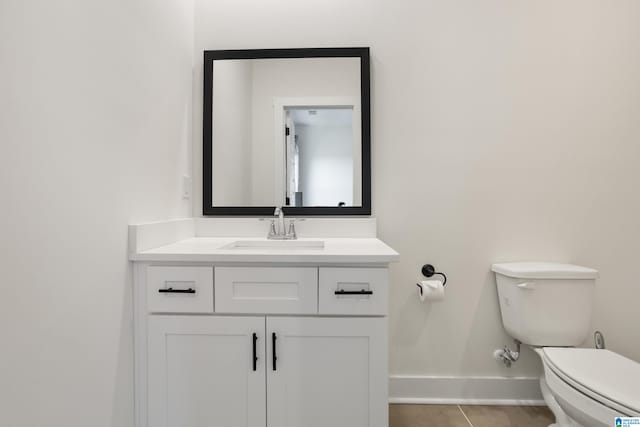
[417,280,445,302]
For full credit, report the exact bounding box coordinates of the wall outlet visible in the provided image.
[182,175,191,199]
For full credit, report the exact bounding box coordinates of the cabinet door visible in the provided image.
[148,316,265,427]
[267,317,387,427]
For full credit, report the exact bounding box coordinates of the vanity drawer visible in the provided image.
[215,267,318,314]
[146,266,214,313]
[318,268,388,315]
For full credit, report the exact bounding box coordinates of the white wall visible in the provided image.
[297,123,353,206]
[193,0,640,381]
[0,1,193,426]
[212,60,253,205]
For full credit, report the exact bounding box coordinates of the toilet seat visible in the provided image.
[542,348,640,417]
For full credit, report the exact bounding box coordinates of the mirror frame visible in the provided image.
[202,47,371,216]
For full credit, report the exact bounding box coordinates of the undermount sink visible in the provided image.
[220,240,325,250]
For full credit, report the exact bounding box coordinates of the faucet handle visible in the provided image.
[268,219,277,237]
[287,220,297,239]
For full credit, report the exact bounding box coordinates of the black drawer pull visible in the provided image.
[252,333,258,371]
[272,332,277,371]
[334,289,373,295]
[158,288,196,294]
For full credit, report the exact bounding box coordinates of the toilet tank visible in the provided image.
[492,262,598,347]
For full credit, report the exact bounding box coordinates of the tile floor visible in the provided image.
[389,404,554,427]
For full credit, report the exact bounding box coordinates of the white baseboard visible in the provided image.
[389,375,545,406]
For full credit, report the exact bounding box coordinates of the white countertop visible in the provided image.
[130,237,399,264]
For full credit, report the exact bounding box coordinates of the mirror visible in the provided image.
[203,48,370,216]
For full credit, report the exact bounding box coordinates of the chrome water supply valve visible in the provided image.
[493,339,521,367]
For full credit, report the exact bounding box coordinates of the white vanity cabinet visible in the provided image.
[134,263,390,427]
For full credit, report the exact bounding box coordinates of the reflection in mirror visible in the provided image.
[210,56,362,208]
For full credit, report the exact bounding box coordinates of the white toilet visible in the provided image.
[492,262,640,427]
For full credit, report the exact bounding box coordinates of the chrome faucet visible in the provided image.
[267,207,297,240]
[274,207,285,236]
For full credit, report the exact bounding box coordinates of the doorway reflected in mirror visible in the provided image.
[284,107,355,208]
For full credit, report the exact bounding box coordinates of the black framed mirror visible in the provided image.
[203,47,371,216]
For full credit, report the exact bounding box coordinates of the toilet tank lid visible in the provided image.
[491,262,599,279]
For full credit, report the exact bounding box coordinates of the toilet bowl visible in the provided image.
[492,262,640,427]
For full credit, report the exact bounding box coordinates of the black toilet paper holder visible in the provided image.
[416,264,447,296]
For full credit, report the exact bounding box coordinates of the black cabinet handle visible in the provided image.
[272,332,277,371]
[334,289,373,295]
[158,288,196,294]
[252,333,258,371]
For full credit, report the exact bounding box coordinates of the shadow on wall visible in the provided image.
[110,262,134,427]
[391,266,543,377]
[458,270,543,376]
[392,273,438,348]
